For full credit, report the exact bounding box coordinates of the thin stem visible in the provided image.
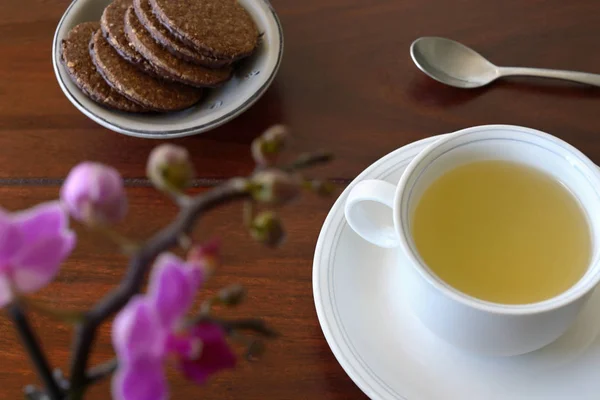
[283,151,333,172]
[243,200,254,228]
[85,359,117,386]
[89,225,138,255]
[175,193,193,208]
[198,296,218,316]
[219,318,279,337]
[7,303,63,400]
[192,316,280,338]
[68,180,251,399]
[178,234,192,250]
[228,332,265,361]
[20,297,84,324]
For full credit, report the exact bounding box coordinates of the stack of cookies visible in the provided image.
[60,0,259,113]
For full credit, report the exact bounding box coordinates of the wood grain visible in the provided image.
[2,0,600,398]
[0,186,363,400]
[2,0,600,180]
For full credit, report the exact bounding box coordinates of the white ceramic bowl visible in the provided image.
[52,0,283,139]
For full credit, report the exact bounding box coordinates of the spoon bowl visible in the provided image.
[410,37,500,88]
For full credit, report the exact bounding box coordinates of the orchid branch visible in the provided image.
[70,147,333,397]
[7,303,63,400]
[201,317,280,338]
[68,179,251,398]
[1,125,332,399]
[282,150,333,172]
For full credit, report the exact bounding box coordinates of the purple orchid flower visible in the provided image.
[112,253,236,400]
[0,201,76,307]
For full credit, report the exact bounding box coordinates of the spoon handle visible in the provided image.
[499,67,600,87]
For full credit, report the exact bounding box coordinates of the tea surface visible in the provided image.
[412,160,591,304]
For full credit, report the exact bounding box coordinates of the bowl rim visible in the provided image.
[52,0,284,139]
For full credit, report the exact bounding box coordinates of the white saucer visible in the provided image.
[313,135,600,400]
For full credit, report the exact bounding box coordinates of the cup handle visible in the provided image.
[344,180,400,248]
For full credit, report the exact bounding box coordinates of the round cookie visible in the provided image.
[133,0,228,68]
[60,22,147,112]
[149,0,259,61]
[89,29,203,112]
[101,0,157,76]
[124,7,232,88]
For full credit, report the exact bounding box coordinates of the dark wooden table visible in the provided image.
[1,0,600,398]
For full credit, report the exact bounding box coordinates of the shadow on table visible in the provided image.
[407,74,600,108]
[315,337,370,399]
[190,81,286,145]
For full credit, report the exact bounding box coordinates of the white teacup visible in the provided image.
[344,125,600,356]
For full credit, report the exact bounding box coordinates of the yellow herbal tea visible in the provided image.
[412,160,591,304]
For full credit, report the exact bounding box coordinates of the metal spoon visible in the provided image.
[410,36,600,89]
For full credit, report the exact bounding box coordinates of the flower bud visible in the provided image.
[250,170,301,206]
[147,144,195,193]
[250,211,286,248]
[187,239,221,277]
[251,125,290,166]
[60,162,127,225]
[217,284,246,306]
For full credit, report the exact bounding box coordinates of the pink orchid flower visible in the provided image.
[61,162,128,225]
[0,201,75,307]
[112,253,235,400]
